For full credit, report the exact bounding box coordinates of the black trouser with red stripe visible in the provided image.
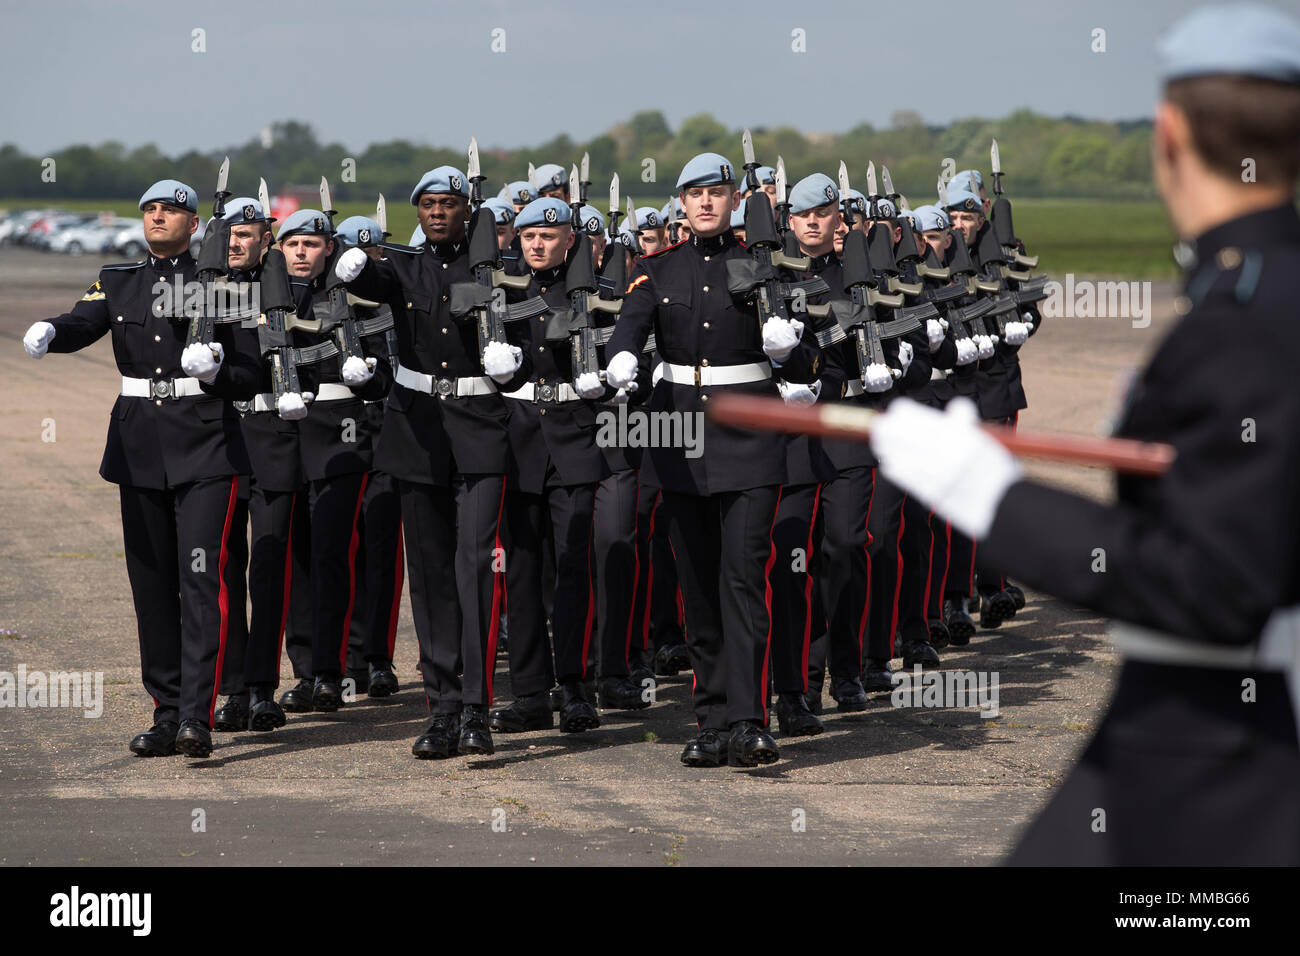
[345,469,405,671]
[505,476,596,694]
[304,472,370,679]
[283,491,314,679]
[629,485,685,658]
[217,480,250,695]
[591,468,638,680]
[897,494,937,645]
[973,413,1018,598]
[866,476,908,662]
[808,465,873,693]
[243,479,306,687]
[662,485,780,730]
[119,476,242,726]
[769,483,820,695]
[927,514,952,622]
[402,475,504,714]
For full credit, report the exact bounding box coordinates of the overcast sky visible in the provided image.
[4,0,1298,155]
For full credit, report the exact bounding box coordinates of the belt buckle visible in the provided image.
[233,399,252,413]
[151,379,173,400]
[535,383,555,404]
[693,366,702,388]
[434,376,454,397]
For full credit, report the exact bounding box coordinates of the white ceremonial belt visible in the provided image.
[844,380,865,397]
[314,383,356,402]
[661,362,771,387]
[121,375,203,399]
[503,381,582,403]
[394,363,496,397]
[930,368,948,382]
[1112,614,1300,736]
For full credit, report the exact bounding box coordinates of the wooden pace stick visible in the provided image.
[706,394,1176,477]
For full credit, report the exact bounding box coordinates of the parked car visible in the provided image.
[48,218,135,255]
[112,215,206,259]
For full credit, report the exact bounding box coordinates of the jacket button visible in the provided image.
[702,285,709,292]
[441,327,448,333]
[155,367,162,374]
[441,361,448,369]
[441,295,448,302]
[407,301,413,308]
[153,334,161,342]
[539,408,546,416]
[116,316,123,322]
[541,287,547,294]
[662,297,669,303]
[700,393,709,402]
[703,322,711,329]
[539,378,546,385]
[538,346,545,352]
[701,359,709,367]
[439,393,447,400]
[441,263,448,269]
[155,399,162,406]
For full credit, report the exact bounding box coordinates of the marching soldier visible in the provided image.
[605,152,823,767]
[490,197,609,733]
[871,3,1300,864]
[23,179,261,757]
[334,166,523,759]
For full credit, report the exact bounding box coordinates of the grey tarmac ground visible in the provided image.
[0,248,1178,866]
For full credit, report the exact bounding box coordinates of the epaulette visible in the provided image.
[378,242,422,255]
[643,238,688,259]
[101,261,146,272]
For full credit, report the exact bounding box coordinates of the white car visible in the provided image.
[49,218,136,255]
[113,216,206,259]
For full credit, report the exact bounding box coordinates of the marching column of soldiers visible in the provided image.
[24,133,1051,766]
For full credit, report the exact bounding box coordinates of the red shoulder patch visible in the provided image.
[625,274,650,294]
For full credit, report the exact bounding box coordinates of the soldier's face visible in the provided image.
[791,201,840,256]
[228,223,270,270]
[141,202,197,255]
[760,183,777,202]
[950,210,983,246]
[913,227,927,258]
[519,225,573,271]
[539,185,569,202]
[280,234,334,279]
[680,185,738,237]
[922,229,952,257]
[589,234,607,267]
[496,223,517,250]
[638,228,668,255]
[417,193,469,243]
[833,217,848,256]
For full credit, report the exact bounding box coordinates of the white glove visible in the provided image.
[777,379,822,406]
[24,321,56,359]
[955,337,979,366]
[1021,311,1036,331]
[277,392,309,421]
[897,340,913,374]
[605,350,640,390]
[181,341,223,383]
[610,387,631,405]
[335,247,368,282]
[975,334,995,360]
[482,341,523,383]
[574,371,605,399]
[864,362,894,393]
[926,319,946,352]
[761,316,804,363]
[651,362,664,387]
[871,397,1022,540]
[341,355,376,386]
[1003,321,1028,346]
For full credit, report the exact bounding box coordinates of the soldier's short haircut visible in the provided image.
[1165,75,1300,186]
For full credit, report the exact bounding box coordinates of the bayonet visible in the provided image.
[937,176,949,210]
[257,178,271,223]
[528,162,537,188]
[579,152,590,204]
[376,194,387,235]
[990,139,1003,196]
[319,176,335,225]
[215,156,230,207]
[881,166,897,202]
[742,127,758,191]
[865,161,879,217]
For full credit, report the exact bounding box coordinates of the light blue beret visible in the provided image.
[483,197,517,225]
[944,185,982,213]
[139,179,198,213]
[788,173,839,214]
[334,215,387,248]
[631,205,662,231]
[913,205,951,232]
[953,169,983,191]
[870,197,898,219]
[1157,4,1300,84]
[409,166,469,204]
[515,197,572,230]
[578,204,606,235]
[533,164,567,190]
[277,208,333,242]
[505,180,535,204]
[677,152,737,189]
[754,165,776,185]
[223,196,272,224]
[844,188,867,216]
[660,197,684,221]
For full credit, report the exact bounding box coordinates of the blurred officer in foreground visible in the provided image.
[870,3,1300,864]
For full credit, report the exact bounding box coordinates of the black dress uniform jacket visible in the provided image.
[346,240,525,484]
[984,204,1300,865]
[608,231,821,495]
[46,252,259,488]
[503,262,611,494]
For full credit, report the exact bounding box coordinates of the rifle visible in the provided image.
[832,161,918,389]
[562,159,609,380]
[774,156,802,259]
[257,246,306,409]
[449,136,530,355]
[990,139,1039,275]
[188,155,232,356]
[316,175,368,373]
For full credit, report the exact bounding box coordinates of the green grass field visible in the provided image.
[1,197,1180,279]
